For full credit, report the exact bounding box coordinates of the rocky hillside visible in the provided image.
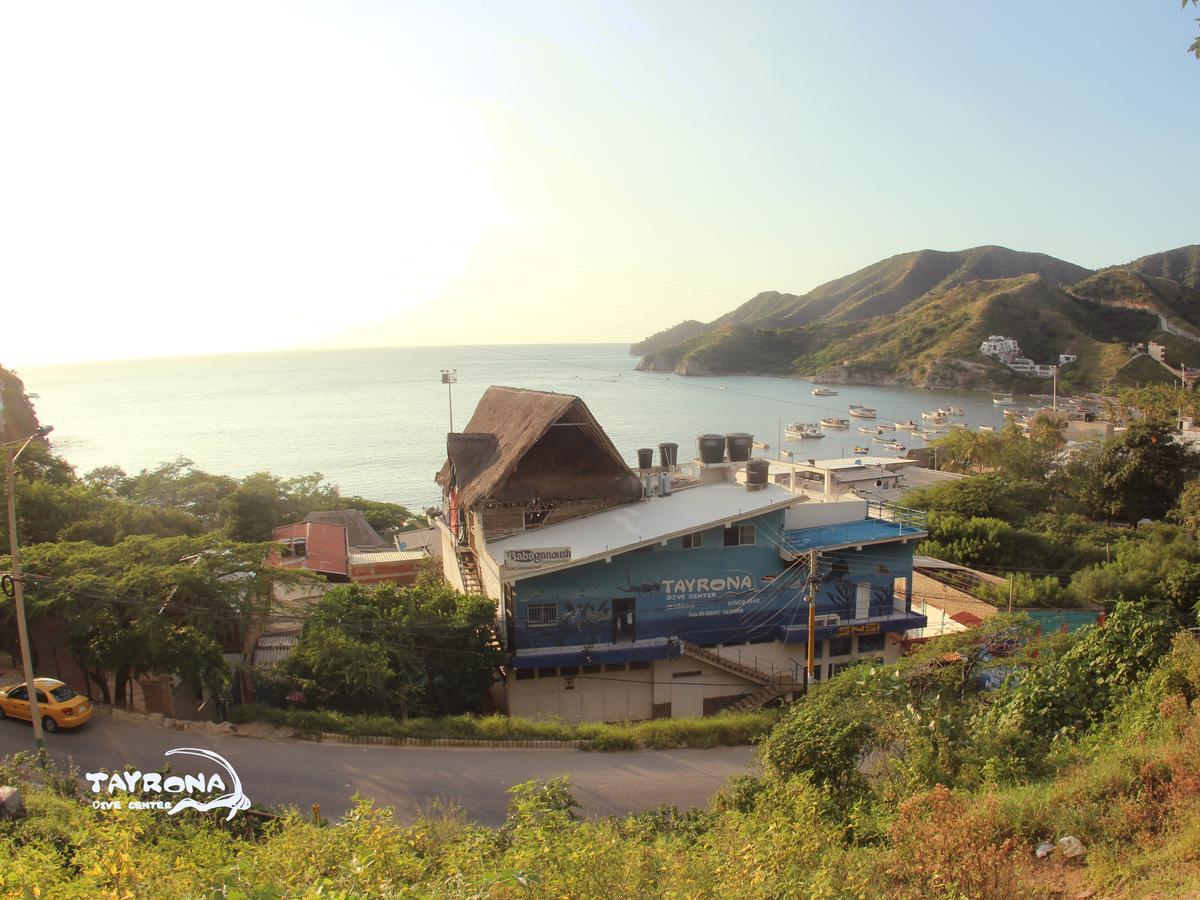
[0,364,44,443]
[636,244,1200,391]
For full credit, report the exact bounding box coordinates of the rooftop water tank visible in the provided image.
[637,448,654,470]
[698,433,726,465]
[746,458,769,490]
[726,432,753,462]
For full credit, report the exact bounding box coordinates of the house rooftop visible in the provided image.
[486,481,812,580]
[302,509,388,549]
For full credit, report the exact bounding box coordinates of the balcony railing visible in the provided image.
[866,500,928,531]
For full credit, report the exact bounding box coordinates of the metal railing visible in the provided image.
[866,500,927,530]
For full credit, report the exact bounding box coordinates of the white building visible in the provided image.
[980,335,1020,359]
[1059,353,1078,365]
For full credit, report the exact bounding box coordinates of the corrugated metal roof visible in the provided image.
[348,550,426,565]
[487,482,800,579]
[253,633,298,669]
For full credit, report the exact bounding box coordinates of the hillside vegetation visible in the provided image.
[637,244,1200,390]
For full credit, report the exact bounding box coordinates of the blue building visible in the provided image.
[437,386,927,722]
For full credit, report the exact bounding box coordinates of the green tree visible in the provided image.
[11,535,284,706]
[281,581,502,718]
[1075,422,1200,524]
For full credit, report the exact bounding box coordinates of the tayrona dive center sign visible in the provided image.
[503,547,572,571]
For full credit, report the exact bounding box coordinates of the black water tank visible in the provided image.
[659,442,679,468]
[636,447,654,469]
[698,433,726,464]
[746,458,769,485]
[726,432,753,462]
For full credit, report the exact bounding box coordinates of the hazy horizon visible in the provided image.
[5,2,1198,367]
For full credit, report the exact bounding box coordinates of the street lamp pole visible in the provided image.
[440,369,457,432]
[3,425,53,752]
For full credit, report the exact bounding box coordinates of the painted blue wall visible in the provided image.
[513,511,915,651]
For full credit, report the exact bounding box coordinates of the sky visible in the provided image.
[3,1,1198,366]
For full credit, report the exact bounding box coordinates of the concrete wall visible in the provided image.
[504,635,904,723]
[784,498,866,529]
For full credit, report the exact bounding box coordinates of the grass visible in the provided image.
[228,703,779,750]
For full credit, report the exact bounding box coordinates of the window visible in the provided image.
[828,636,852,657]
[50,685,77,703]
[582,664,602,674]
[723,524,755,547]
[628,660,651,670]
[7,686,26,701]
[515,668,535,680]
[831,662,853,677]
[527,603,558,626]
[559,665,579,677]
[537,667,557,678]
[604,663,627,672]
[857,634,886,654]
[682,531,704,549]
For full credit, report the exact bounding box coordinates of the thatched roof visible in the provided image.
[302,509,388,549]
[436,386,638,510]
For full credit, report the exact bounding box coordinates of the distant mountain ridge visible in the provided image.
[635,244,1200,391]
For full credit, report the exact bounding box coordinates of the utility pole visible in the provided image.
[440,369,457,432]
[4,427,53,752]
[1007,573,1015,614]
[806,549,819,684]
[1052,365,1058,412]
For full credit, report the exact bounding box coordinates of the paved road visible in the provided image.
[0,715,755,825]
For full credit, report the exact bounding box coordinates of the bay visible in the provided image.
[21,345,1015,509]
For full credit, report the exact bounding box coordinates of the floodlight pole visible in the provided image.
[441,369,457,432]
[4,427,53,752]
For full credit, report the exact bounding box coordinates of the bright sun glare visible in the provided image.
[1,2,507,366]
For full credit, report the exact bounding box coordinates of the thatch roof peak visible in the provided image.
[435,385,636,510]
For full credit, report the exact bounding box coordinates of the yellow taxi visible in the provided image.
[0,677,93,732]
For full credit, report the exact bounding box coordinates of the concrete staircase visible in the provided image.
[679,641,802,712]
[457,550,482,594]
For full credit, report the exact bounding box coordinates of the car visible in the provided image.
[0,677,93,732]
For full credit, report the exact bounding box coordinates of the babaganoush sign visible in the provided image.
[503,546,572,571]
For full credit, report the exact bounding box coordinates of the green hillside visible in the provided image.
[629,319,708,355]
[636,244,1200,390]
[639,274,1186,390]
[711,245,1093,329]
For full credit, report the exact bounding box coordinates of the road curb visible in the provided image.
[310,732,595,749]
[90,704,596,749]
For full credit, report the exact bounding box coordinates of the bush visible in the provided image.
[228,704,777,750]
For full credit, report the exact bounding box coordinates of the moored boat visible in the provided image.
[811,387,839,396]
[848,404,877,418]
[895,419,918,430]
[819,417,850,429]
[784,422,825,439]
[852,445,869,454]
[993,396,1016,405]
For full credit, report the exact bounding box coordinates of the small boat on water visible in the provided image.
[993,396,1016,406]
[848,404,877,419]
[978,425,995,432]
[885,441,906,452]
[859,425,882,434]
[895,419,919,430]
[785,422,825,439]
[819,417,850,429]
[938,406,965,416]
[811,387,839,396]
[852,445,869,454]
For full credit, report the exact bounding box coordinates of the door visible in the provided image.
[612,598,635,644]
[4,685,30,721]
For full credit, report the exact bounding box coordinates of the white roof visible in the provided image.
[486,482,800,580]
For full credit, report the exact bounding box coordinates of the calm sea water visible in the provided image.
[21,345,1014,509]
